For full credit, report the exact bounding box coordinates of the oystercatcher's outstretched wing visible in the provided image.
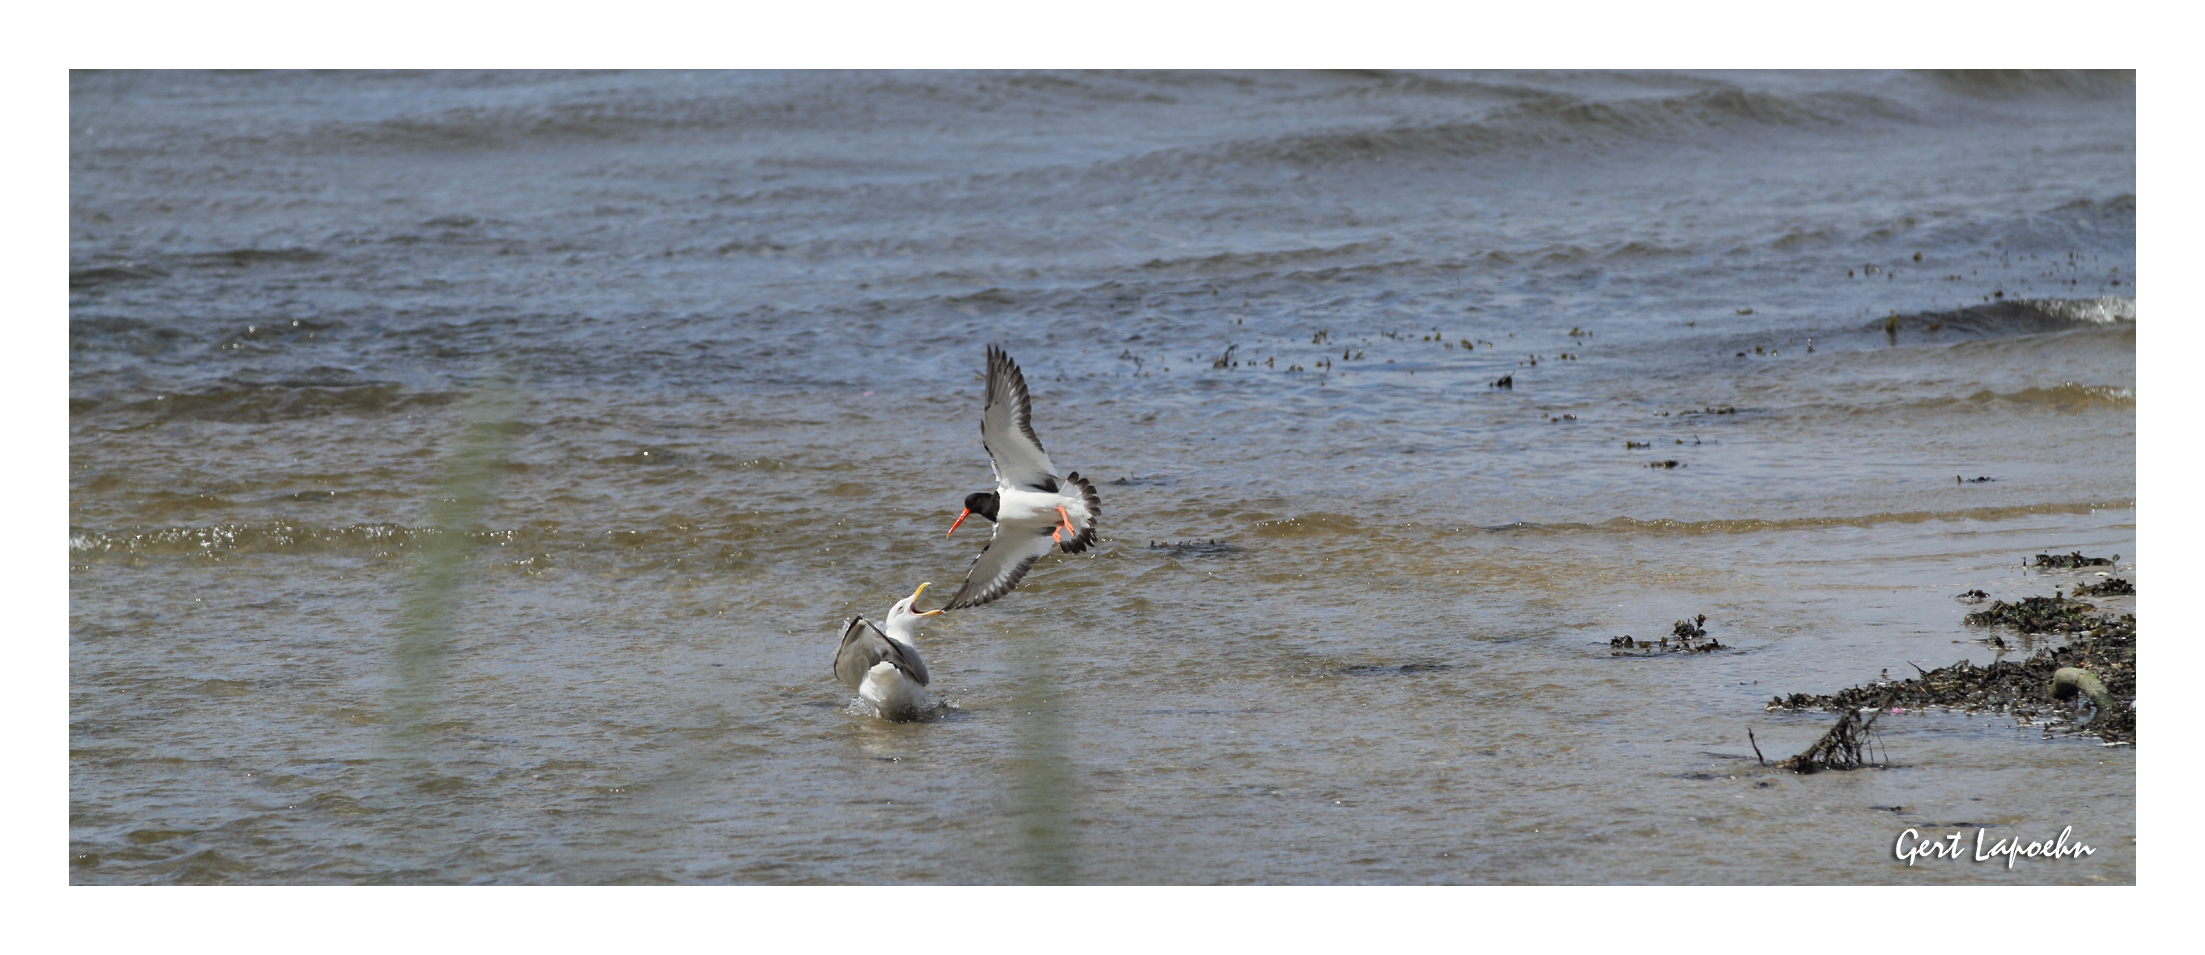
[981,345,1060,492]
[833,616,929,687]
[943,522,1058,610]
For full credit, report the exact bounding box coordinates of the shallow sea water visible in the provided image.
[70,70,2135,883]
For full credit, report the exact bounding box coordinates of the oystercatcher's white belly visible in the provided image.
[998,486,1086,527]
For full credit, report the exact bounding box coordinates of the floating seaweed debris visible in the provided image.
[1956,589,1990,602]
[1648,460,1683,469]
[1965,595,2100,634]
[2032,551,2116,568]
[1769,614,2135,743]
[1147,539,1243,558]
[1609,615,1726,655]
[1957,475,1995,484]
[1778,692,1892,774]
[1491,373,1513,389]
[1625,440,1650,449]
[2074,577,2134,597]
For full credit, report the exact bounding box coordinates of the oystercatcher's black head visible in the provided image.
[946,491,1000,537]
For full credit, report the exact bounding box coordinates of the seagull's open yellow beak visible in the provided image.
[911,581,945,616]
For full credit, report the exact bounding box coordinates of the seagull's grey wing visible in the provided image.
[833,617,889,688]
[943,521,1058,610]
[834,616,929,687]
[981,345,1060,492]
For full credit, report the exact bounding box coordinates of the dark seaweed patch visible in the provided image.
[2032,550,2115,568]
[2073,577,2133,597]
[1769,614,2135,743]
[1965,595,2100,634]
[1778,697,1890,773]
[1147,539,1243,558]
[1609,614,1728,655]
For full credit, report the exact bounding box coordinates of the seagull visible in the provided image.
[943,345,1101,609]
[833,582,944,721]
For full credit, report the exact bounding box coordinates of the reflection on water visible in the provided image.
[71,70,2133,883]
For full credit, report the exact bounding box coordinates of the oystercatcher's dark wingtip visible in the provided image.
[986,346,1043,452]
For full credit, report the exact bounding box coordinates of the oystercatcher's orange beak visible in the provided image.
[911,581,945,616]
[947,508,970,537]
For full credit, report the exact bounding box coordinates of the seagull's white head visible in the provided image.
[886,581,946,633]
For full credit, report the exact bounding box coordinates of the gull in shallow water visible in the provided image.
[833,582,946,721]
[943,345,1101,609]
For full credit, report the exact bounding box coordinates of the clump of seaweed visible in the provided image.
[1965,595,2100,634]
[2073,577,2134,597]
[1956,588,1990,602]
[1776,692,1892,774]
[1609,615,1725,655]
[2033,551,2115,568]
[1769,614,2135,743]
[1147,539,1242,558]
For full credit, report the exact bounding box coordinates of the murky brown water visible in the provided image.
[71,70,2134,883]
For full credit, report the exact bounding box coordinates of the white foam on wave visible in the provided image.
[2024,296,2135,325]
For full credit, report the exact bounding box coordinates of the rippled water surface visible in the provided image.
[70,70,2136,883]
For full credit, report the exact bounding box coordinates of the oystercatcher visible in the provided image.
[833,582,944,720]
[942,345,1101,609]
